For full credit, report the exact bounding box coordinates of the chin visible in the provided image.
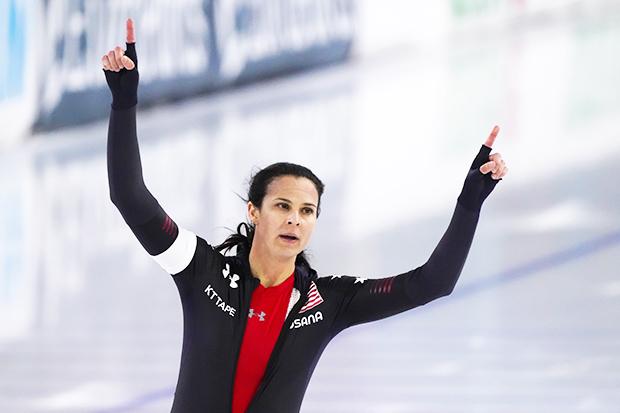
[277,246,304,260]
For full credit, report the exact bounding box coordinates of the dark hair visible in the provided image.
[215,162,325,268]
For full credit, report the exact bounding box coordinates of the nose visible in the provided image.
[287,211,300,226]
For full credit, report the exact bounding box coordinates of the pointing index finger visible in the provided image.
[484,125,500,148]
[126,18,135,44]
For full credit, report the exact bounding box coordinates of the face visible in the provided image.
[248,175,319,262]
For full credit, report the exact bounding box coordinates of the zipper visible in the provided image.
[245,286,307,412]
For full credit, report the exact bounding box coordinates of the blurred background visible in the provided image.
[1,0,620,412]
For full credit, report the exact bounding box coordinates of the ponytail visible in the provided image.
[214,222,254,256]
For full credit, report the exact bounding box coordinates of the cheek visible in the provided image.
[303,218,317,235]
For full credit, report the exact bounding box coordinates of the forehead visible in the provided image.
[266,176,319,204]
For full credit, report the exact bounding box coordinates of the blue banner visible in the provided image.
[33,0,355,131]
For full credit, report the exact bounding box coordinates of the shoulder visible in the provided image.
[159,230,244,278]
[172,235,255,293]
[314,274,370,294]
[186,236,249,273]
[317,274,369,285]
[316,274,403,296]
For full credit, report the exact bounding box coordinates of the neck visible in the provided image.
[249,248,296,288]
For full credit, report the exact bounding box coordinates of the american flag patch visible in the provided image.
[299,282,323,313]
[370,277,395,294]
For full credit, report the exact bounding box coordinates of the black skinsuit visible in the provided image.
[106,43,500,413]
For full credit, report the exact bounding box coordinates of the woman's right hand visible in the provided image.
[102,18,139,110]
[102,18,136,71]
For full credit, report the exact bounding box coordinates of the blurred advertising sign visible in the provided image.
[0,0,35,145]
[33,0,355,131]
[0,0,25,101]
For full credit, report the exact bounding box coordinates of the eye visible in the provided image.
[302,207,315,215]
[276,202,291,211]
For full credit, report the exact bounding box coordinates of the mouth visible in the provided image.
[279,234,299,243]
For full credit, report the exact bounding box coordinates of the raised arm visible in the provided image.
[407,126,507,302]
[103,19,179,256]
[334,127,508,329]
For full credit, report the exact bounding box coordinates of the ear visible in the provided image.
[248,202,260,224]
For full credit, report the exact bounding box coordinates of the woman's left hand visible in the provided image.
[457,125,509,212]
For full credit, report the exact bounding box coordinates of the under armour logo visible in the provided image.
[248,309,266,321]
[222,263,240,289]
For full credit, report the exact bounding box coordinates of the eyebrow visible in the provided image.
[275,197,317,208]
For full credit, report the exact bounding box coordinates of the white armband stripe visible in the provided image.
[152,227,197,275]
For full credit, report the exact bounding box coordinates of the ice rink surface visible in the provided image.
[2,6,620,413]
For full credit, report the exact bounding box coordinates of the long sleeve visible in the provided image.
[104,38,182,257]
[329,145,499,330]
[403,202,478,303]
[329,201,479,330]
[107,106,157,224]
[107,106,179,255]
[405,143,500,301]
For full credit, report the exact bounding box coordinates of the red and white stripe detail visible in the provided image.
[162,215,178,237]
[370,277,395,294]
[299,282,323,313]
